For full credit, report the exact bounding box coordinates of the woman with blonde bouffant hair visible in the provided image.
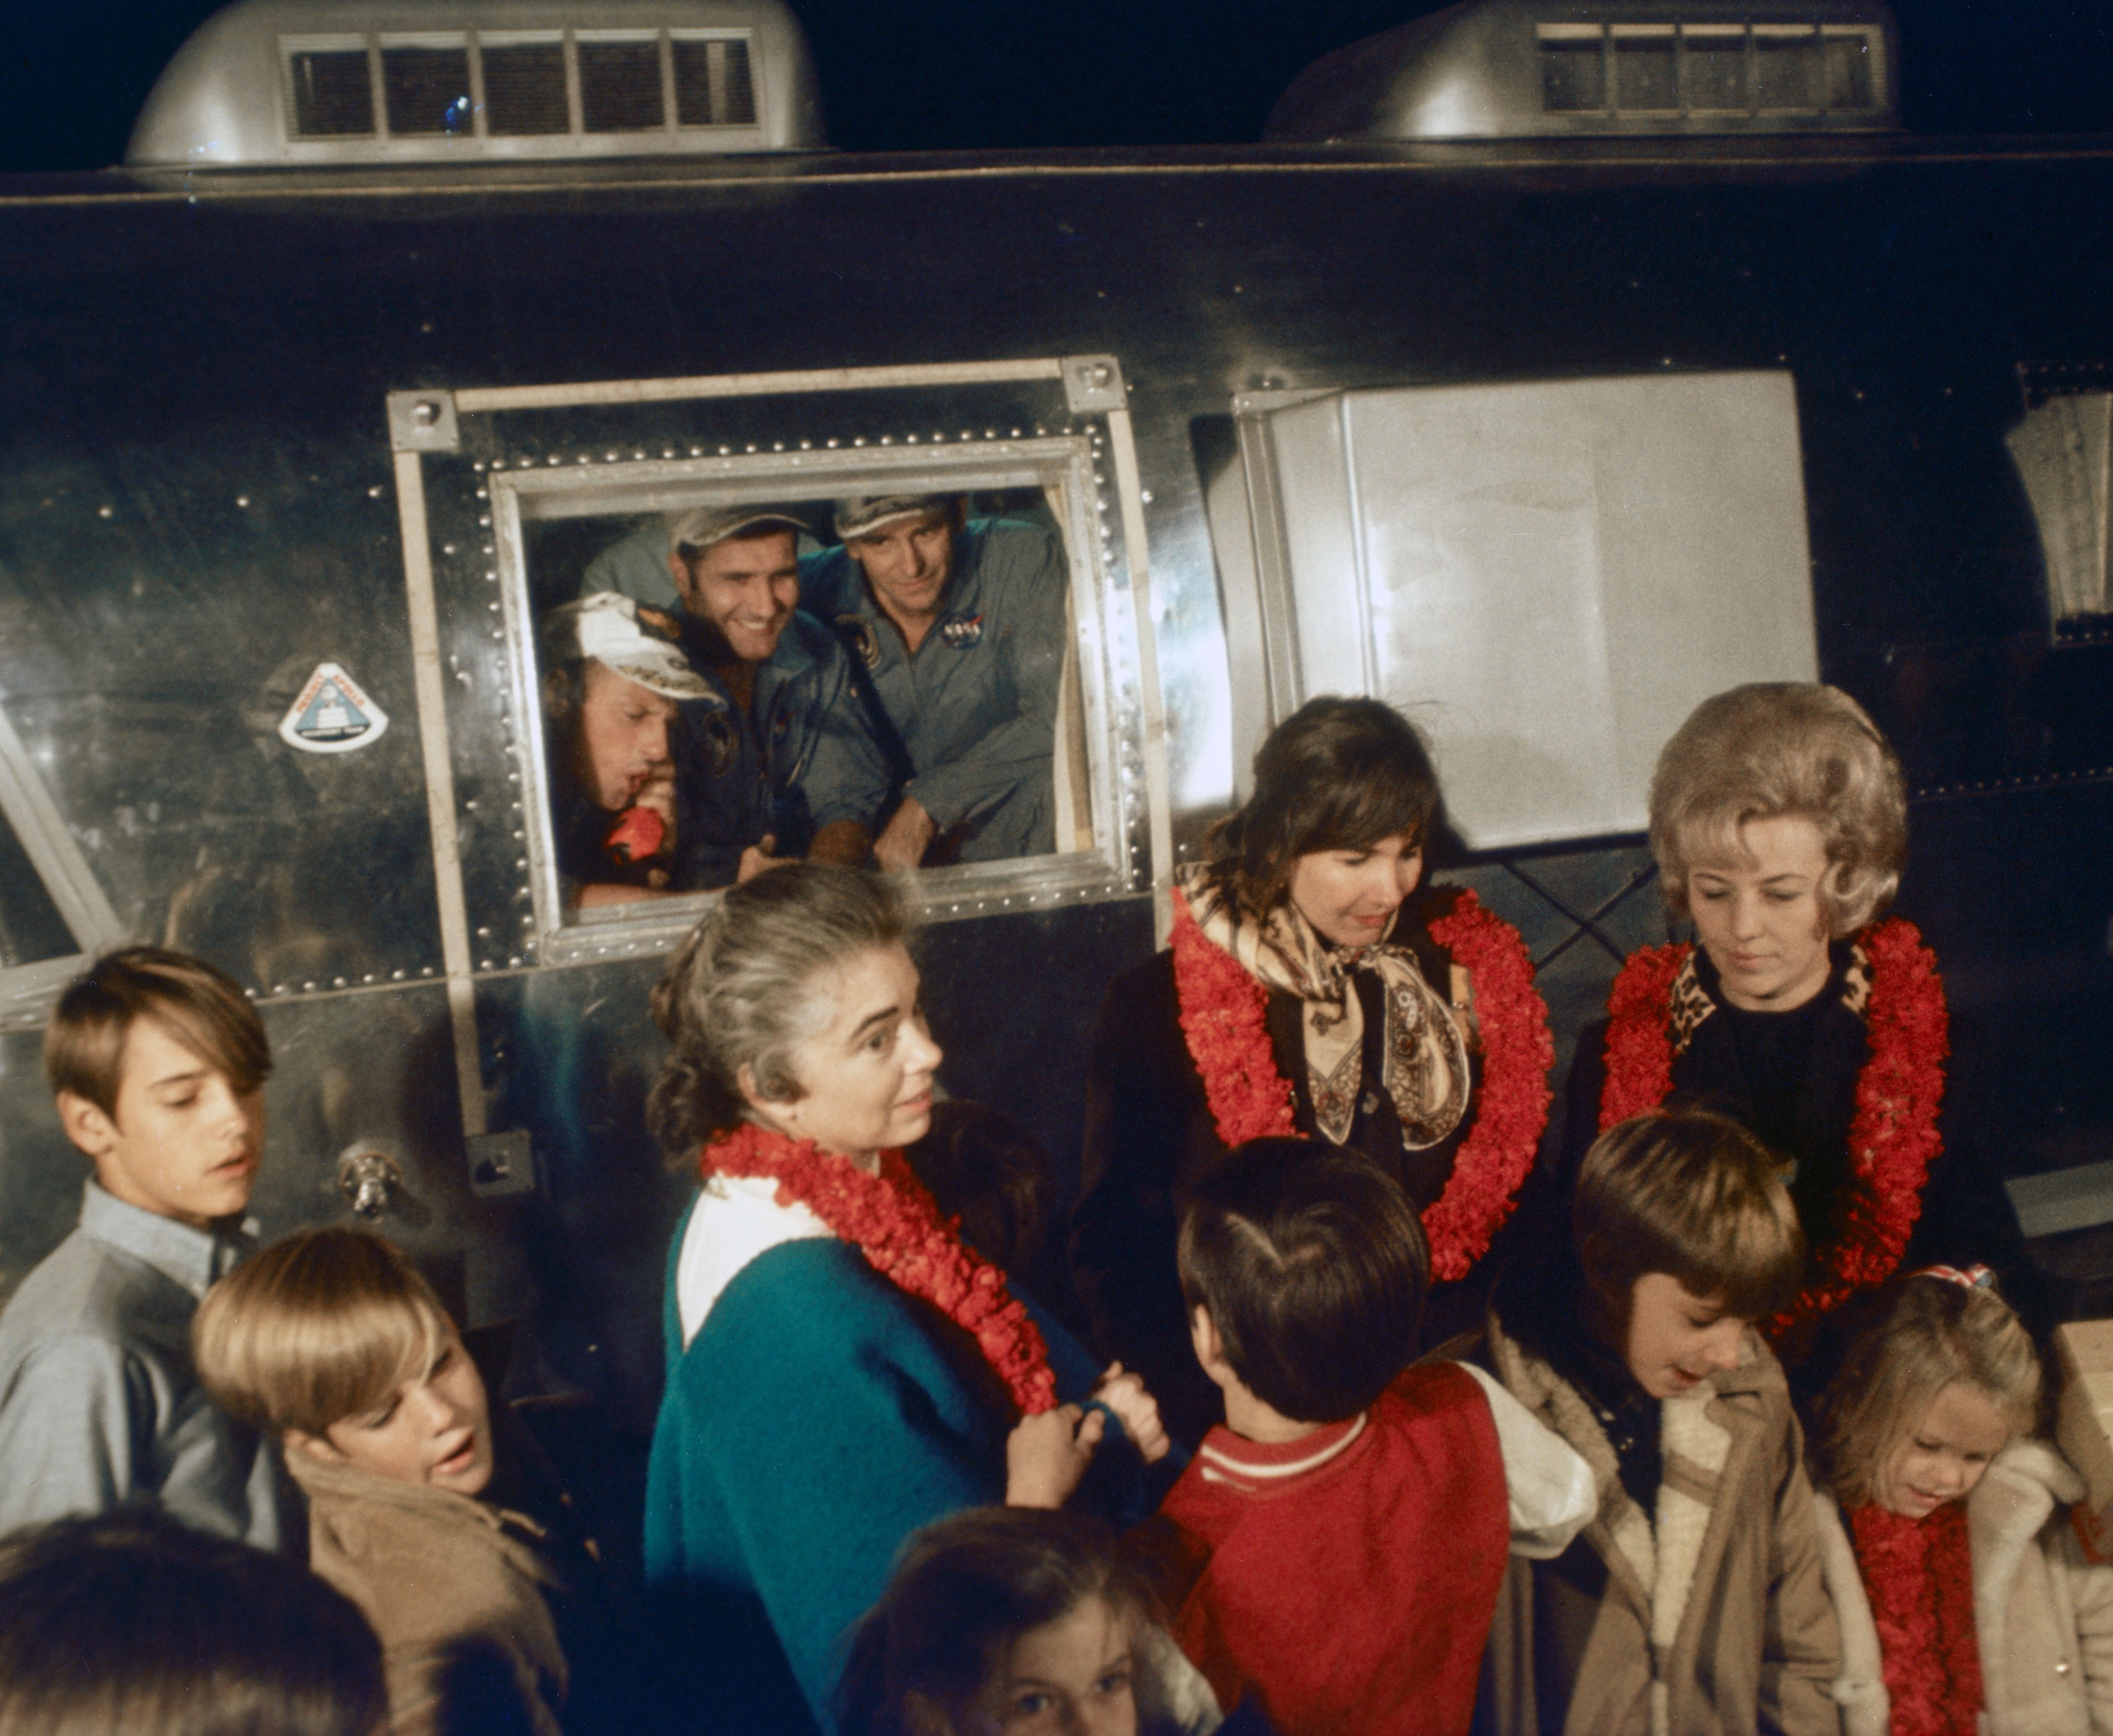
[1561,682,2040,1390]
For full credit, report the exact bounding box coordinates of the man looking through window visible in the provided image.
[661,506,890,886]
[802,495,1068,871]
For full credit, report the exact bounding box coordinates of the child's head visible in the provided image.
[1178,1137,1427,1426]
[0,1508,385,1736]
[838,1507,1158,1736]
[194,1226,493,1497]
[1814,1269,2041,1516]
[1573,1111,1805,1398]
[45,947,271,1228]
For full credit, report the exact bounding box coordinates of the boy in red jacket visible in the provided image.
[1151,1139,1584,1736]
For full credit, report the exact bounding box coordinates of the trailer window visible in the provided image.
[1213,370,1819,849]
[0,703,125,1026]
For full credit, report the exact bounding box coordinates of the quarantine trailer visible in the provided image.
[1,0,2108,1448]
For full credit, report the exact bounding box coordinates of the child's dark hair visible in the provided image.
[906,1101,1052,1275]
[1178,1137,1427,1424]
[1574,1110,1805,1321]
[836,1507,1159,1736]
[0,1509,385,1736]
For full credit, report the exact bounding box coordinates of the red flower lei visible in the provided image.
[703,1122,1058,1417]
[1169,885,1554,1283]
[1597,919,1950,1336]
[1848,1501,1983,1736]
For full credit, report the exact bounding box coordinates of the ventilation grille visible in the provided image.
[282,29,757,143]
[1538,22,1879,117]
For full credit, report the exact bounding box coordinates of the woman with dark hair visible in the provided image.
[1070,696,1554,1446]
[1564,682,2042,1379]
[642,864,1167,1734]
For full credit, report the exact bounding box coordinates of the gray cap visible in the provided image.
[542,592,713,700]
[833,495,950,540]
[669,504,809,554]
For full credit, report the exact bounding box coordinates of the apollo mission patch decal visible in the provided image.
[279,661,389,755]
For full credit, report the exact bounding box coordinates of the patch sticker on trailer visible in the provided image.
[278,662,389,755]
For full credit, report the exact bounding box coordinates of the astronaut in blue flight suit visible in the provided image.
[800,495,1068,872]
[656,505,891,888]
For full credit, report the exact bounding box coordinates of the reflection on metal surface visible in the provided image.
[1264,0,1898,142]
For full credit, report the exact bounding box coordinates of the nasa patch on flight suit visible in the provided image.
[939,613,985,650]
[835,614,882,670]
[698,706,738,777]
[278,662,388,755]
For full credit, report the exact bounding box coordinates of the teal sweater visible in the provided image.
[643,1206,1109,1731]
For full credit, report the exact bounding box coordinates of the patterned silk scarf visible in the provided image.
[1177,863,1470,1148]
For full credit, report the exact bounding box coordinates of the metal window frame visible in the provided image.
[386,357,1170,1133]
[0,702,127,1028]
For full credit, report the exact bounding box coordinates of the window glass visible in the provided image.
[0,813,73,970]
[511,483,1087,918]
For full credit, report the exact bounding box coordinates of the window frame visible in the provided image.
[0,701,126,1030]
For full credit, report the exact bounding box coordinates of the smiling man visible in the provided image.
[661,505,891,887]
[0,948,289,1546]
[801,495,1068,871]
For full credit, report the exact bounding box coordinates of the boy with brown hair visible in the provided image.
[1477,1108,1840,1735]
[0,947,285,1545]
[1151,1139,1593,1736]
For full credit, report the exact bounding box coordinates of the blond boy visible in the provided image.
[194,1226,571,1736]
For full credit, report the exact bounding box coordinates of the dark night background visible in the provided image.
[3,0,2112,170]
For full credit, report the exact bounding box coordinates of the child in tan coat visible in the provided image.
[194,1226,574,1736]
[1475,1109,1841,1735]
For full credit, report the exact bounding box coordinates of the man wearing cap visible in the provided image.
[800,497,1067,872]
[660,505,891,885]
[540,592,705,906]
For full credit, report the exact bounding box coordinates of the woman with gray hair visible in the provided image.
[641,864,1165,1734]
[1562,683,2038,1372]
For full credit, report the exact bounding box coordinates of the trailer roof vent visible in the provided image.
[1266,0,1897,143]
[126,0,819,168]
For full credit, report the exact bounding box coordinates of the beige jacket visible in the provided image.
[1815,1438,2113,1736]
[287,1449,568,1736]
[1477,1315,1841,1736]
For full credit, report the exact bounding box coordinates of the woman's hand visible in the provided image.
[1004,1404,1105,1509]
[1091,1361,1171,1464]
